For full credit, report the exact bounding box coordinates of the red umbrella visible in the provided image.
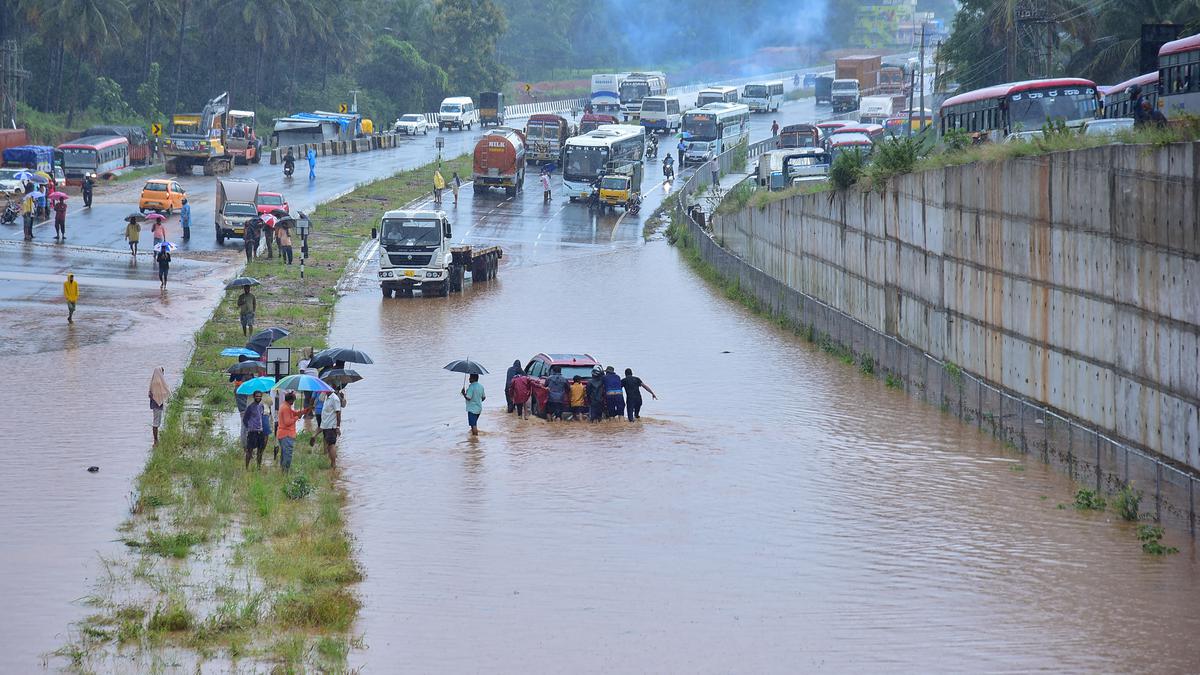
[144,212,166,221]
[48,191,68,200]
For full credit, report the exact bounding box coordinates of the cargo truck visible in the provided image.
[831,79,861,113]
[214,177,259,244]
[377,209,503,298]
[835,55,881,95]
[479,91,505,127]
[472,128,526,196]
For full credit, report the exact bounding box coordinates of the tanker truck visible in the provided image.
[472,127,526,197]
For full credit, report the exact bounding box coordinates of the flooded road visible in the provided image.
[328,167,1200,671]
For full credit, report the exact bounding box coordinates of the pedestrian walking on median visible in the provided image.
[243,217,259,263]
[125,217,141,256]
[81,173,94,208]
[509,372,532,419]
[307,147,317,179]
[278,224,293,264]
[587,366,605,422]
[545,365,568,420]
[320,385,344,467]
[149,366,169,446]
[452,172,461,205]
[262,217,275,259]
[603,366,625,419]
[63,273,78,323]
[433,167,445,205]
[242,390,267,469]
[505,359,523,413]
[52,197,67,240]
[621,368,657,421]
[541,169,551,203]
[180,198,191,240]
[155,246,171,288]
[276,392,310,472]
[20,190,34,240]
[237,285,256,336]
[462,373,485,436]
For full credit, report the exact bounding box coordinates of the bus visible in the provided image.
[681,102,750,165]
[639,96,683,133]
[58,135,129,180]
[1158,33,1200,116]
[524,114,573,163]
[742,81,784,112]
[590,73,629,114]
[884,109,934,137]
[1103,72,1158,119]
[562,124,646,201]
[696,86,739,107]
[938,78,1099,141]
[619,72,667,121]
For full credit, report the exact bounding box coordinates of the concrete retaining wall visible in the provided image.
[709,142,1200,471]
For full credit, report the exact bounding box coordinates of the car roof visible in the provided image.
[144,179,170,185]
[535,353,598,365]
[258,191,283,196]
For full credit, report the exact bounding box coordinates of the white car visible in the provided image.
[1004,130,1044,144]
[394,114,429,135]
[0,168,24,193]
[1082,118,1135,136]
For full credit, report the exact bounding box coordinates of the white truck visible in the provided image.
[831,79,861,113]
[377,209,502,298]
[859,96,897,125]
[215,177,259,244]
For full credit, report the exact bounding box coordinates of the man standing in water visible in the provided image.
[621,368,657,421]
[242,390,266,469]
[505,359,523,413]
[462,373,485,436]
[320,385,344,468]
[62,273,78,323]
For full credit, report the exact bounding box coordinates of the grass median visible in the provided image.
[58,154,473,672]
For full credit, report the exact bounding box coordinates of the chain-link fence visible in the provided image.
[670,153,1200,537]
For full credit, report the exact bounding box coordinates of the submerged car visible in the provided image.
[523,353,601,417]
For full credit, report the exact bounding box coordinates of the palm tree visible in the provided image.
[128,0,178,81]
[1065,0,1200,83]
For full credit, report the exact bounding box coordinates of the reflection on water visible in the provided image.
[330,239,1200,672]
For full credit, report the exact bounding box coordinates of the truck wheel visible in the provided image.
[505,186,516,197]
[381,286,392,299]
[216,230,225,245]
[424,128,428,135]
[251,150,261,164]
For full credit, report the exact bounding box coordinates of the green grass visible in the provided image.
[59,153,474,671]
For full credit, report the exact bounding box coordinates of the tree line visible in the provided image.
[942,0,1200,91]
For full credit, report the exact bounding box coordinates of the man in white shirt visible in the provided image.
[320,387,344,468]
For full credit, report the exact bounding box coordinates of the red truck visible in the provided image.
[472,127,526,197]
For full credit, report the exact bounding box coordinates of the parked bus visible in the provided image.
[938,78,1099,141]
[619,71,667,121]
[1103,73,1158,119]
[58,135,129,180]
[562,124,645,201]
[696,86,739,107]
[524,114,572,163]
[590,73,629,114]
[82,125,151,165]
[639,96,683,133]
[828,132,874,161]
[1157,33,1200,116]
[884,109,934,136]
[742,81,784,112]
[681,102,750,165]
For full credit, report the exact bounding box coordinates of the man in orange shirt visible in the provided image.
[275,391,311,472]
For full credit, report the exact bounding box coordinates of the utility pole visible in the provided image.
[349,90,360,113]
[919,25,926,130]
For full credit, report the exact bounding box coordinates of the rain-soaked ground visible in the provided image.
[327,168,1200,671]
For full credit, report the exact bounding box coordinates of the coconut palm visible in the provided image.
[1065,0,1200,84]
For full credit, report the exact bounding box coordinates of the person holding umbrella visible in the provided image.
[148,213,167,247]
[241,390,268,469]
[51,193,67,240]
[462,374,485,436]
[125,215,141,256]
[20,189,35,241]
[149,366,170,446]
[237,285,256,336]
[154,242,174,288]
[275,392,311,472]
[277,222,293,264]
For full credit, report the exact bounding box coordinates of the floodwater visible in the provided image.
[327,182,1200,671]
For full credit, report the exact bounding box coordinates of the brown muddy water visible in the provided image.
[328,229,1200,672]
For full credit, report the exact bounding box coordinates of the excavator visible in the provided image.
[163,93,259,176]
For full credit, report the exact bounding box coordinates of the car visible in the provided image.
[256,191,290,216]
[1082,118,1135,136]
[1004,130,1044,144]
[394,113,429,135]
[138,178,187,214]
[0,168,24,193]
[523,353,601,417]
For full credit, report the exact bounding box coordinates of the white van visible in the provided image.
[639,95,682,133]
[438,97,478,131]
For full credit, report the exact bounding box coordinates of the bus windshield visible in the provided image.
[743,85,768,98]
[683,115,719,141]
[1008,86,1097,129]
[61,148,98,168]
[382,218,441,246]
[564,146,608,179]
[620,82,649,103]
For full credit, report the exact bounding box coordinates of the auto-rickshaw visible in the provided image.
[595,161,643,213]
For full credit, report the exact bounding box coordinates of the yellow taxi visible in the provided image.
[138,179,187,215]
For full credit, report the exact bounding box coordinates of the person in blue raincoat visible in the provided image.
[306,147,317,179]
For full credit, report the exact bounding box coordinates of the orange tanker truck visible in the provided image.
[472,127,527,197]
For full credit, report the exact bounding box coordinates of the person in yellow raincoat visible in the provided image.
[63,273,78,323]
[433,167,445,205]
[124,216,140,256]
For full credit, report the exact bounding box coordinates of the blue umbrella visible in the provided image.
[271,374,333,393]
[236,376,277,395]
[221,347,261,358]
[154,241,178,252]
[13,170,33,181]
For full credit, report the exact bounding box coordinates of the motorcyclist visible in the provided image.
[647,135,658,158]
[282,148,296,176]
[793,73,800,87]
[663,153,675,180]
[81,173,95,208]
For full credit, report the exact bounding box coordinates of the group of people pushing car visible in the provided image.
[506,361,657,423]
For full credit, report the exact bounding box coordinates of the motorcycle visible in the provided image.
[626,193,642,215]
[647,138,658,160]
[283,159,295,177]
[663,159,675,181]
[1,201,17,226]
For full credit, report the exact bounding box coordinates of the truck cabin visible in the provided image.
[778,124,820,149]
[579,113,620,134]
[830,124,884,142]
[380,212,451,249]
[783,149,830,185]
[815,120,852,141]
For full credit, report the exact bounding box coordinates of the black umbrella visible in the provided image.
[443,359,489,375]
[125,212,145,222]
[225,277,261,289]
[250,327,289,343]
[226,361,267,375]
[269,208,291,219]
[321,368,364,387]
[246,327,289,355]
[309,347,374,369]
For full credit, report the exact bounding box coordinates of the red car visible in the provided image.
[524,352,600,416]
[256,191,289,216]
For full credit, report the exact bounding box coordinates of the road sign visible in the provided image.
[523,83,532,94]
[338,103,348,114]
[266,347,292,378]
[151,123,162,137]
